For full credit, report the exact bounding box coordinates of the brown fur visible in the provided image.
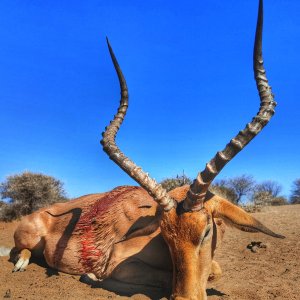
[12,185,282,299]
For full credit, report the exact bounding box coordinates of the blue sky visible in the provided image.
[0,0,299,199]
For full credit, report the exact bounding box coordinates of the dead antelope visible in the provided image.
[9,0,283,299]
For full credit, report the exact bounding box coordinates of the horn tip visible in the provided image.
[106,36,111,47]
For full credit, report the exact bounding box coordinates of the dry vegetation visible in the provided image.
[0,204,299,300]
[0,172,67,222]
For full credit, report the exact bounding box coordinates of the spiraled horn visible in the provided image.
[101,38,176,212]
[183,0,276,211]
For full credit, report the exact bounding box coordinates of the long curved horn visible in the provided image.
[183,0,276,211]
[101,38,175,211]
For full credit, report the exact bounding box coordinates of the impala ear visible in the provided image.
[210,196,285,239]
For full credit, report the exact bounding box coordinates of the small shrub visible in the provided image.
[0,171,68,221]
[252,191,273,207]
[241,204,262,213]
[270,196,288,206]
[251,191,288,207]
[160,174,192,192]
[209,182,237,204]
[0,202,27,222]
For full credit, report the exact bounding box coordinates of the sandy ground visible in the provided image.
[0,204,299,300]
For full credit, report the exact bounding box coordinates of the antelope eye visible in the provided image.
[203,226,211,239]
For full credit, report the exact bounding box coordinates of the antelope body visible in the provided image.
[10,1,284,299]
[12,184,279,298]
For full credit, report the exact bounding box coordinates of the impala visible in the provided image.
[8,1,283,299]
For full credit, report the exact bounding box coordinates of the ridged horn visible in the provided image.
[101,37,176,212]
[183,0,276,211]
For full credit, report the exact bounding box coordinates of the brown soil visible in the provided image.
[0,205,299,300]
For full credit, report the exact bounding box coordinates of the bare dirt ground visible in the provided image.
[0,204,299,300]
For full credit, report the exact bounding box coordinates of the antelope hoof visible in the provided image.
[12,249,31,272]
[13,257,29,272]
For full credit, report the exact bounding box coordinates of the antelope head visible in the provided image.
[101,0,284,299]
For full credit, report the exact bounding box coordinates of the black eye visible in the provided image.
[204,227,211,239]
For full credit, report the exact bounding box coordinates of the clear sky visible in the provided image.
[0,0,299,199]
